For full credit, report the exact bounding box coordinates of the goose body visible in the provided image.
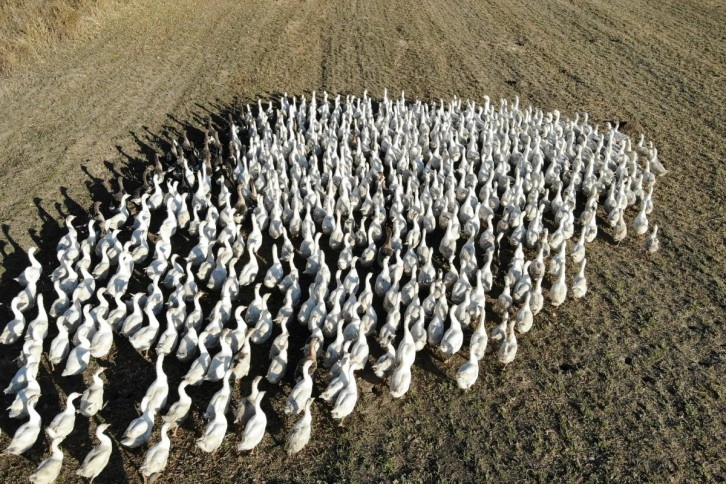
[140,423,171,482]
[29,437,63,484]
[287,398,314,455]
[77,423,113,482]
[456,352,480,390]
[162,380,192,432]
[5,394,41,455]
[62,326,91,376]
[79,369,105,417]
[121,397,156,448]
[237,391,267,452]
[285,360,314,415]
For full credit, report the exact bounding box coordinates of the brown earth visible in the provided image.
[0,0,724,481]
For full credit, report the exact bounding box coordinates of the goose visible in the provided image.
[146,274,165,315]
[28,436,64,484]
[263,245,284,288]
[285,360,314,415]
[397,319,417,368]
[320,350,351,404]
[140,423,171,484]
[11,280,37,313]
[389,360,413,399]
[162,380,191,435]
[16,339,42,371]
[238,244,259,287]
[144,354,169,415]
[613,212,628,242]
[490,310,509,344]
[8,373,41,418]
[184,292,204,331]
[49,280,70,319]
[175,324,198,363]
[571,229,587,264]
[204,328,232,381]
[250,298,273,344]
[104,193,131,231]
[645,224,660,253]
[530,276,544,316]
[62,325,91,376]
[56,215,78,253]
[495,280,513,316]
[266,339,289,384]
[426,294,447,346]
[231,328,255,380]
[373,337,396,379]
[455,352,480,390]
[498,319,518,366]
[92,244,112,281]
[4,360,39,395]
[48,319,71,369]
[549,263,568,307]
[45,392,81,440]
[439,307,464,362]
[4,394,41,455]
[571,258,588,299]
[323,318,345,368]
[331,364,358,425]
[204,369,233,420]
[24,293,48,341]
[470,312,488,361]
[287,397,314,455]
[129,303,161,356]
[226,306,248,354]
[439,216,457,259]
[548,242,566,277]
[237,391,267,452]
[15,247,42,287]
[90,312,113,359]
[156,312,179,356]
[247,214,264,255]
[121,396,156,448]
[79,368,105,417]
[184,332,211,386]
[234,374,263,427]
[633,200,649,235]
[348,317,372,370]
[409,307,427,351]
[515,293,534,333]
[120,293,145,337]
[105,251,132,298]
[76,423,113,483]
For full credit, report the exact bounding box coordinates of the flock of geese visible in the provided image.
[1,90,663,482]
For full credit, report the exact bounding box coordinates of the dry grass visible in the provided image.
[0,0,131,74]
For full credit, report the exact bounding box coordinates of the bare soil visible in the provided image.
[0,0,724,482]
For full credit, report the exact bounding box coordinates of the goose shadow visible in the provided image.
[0,223,29,307]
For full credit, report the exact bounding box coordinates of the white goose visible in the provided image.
[237,391,267,452]
[76,423,113,483]
[287,397,314,456]
[28,436,64,484]
[46,392,81,440]
[4,394,41,455]
[121,396,156,448]
[140,423,171,484]
[162,380,192,434]
[79,368,105,417]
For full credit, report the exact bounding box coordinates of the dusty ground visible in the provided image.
[0,0,724,481]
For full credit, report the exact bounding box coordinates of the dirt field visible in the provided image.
[0,0,724,481]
